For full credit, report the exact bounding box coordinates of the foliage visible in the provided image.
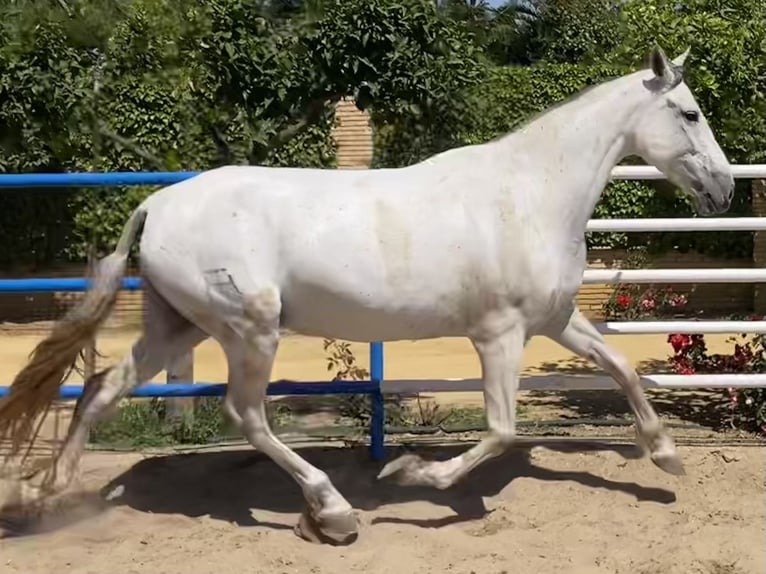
[89,397,226,447]
[89,396,293,448]
[323,337,402,427]
[667,320,766,435]
[436,0,539,66]
[1,0,482,265]
[358,0,488,169]
[323,338,369,381]
[374,61,620,168]
[610,0,765,166]
[458,62,626,144]
[524,0,624,64]
[305,0,484,120]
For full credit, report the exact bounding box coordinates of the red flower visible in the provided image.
[750,314,764,321]
[668,294,688,307]
[668,333,692,353]
[669,355,695,374]
[616,294,632,308]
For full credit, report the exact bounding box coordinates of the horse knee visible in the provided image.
[592,343,636,383]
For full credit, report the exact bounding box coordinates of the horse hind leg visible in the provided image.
[221,286,358,545]
[1,283,208,513]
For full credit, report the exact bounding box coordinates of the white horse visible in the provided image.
[0,47,733,543]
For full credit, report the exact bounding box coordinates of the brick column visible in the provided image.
[753,179,766,313]
[332,98,373,170]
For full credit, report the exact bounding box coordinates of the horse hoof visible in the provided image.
[294,509,359,546]
[651,451,686,476]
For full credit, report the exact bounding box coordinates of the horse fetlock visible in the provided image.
[492,429,518,449]
[636,423,686,476]
[377,453,456,489]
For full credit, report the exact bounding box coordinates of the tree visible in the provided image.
[434,0,541,65]
[0,0,484,264]
[525,0,624,64]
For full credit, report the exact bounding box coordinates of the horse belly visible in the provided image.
[279,279,469,342]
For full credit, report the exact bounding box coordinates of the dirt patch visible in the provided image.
[0,444,763,574]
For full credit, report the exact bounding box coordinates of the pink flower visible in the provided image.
[640,298,656,311]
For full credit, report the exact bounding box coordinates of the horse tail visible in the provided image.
[0,205,148,457]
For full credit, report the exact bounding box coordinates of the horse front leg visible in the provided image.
[546,307,684,475]
[378,323,525,489]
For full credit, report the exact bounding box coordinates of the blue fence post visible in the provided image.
[369,341,385,461]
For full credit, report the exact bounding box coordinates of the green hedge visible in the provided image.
[0,1,339,267]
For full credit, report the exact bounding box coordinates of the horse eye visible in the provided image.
[683,110,699,122]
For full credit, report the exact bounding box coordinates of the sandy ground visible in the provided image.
[0,444,763,574]
[0,329,764,573]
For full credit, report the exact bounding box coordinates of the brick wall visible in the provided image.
[332,98,374,169]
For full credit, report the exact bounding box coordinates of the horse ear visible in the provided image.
[649,46,671,78]
[647,45,684,91]
[672,47,691,67]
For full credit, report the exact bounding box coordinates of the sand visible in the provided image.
[0,329,763,573]
[0,444,763,574]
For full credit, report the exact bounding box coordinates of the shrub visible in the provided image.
[667,316,766,435]
[603,284,690,321]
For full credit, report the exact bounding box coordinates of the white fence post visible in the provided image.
[753,179,766,314]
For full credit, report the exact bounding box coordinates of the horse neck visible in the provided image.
[496,72,648,239]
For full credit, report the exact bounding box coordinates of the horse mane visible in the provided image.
[492,64,640,141]
[417,64,640,166]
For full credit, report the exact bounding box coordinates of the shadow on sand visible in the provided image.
[2,440,677,538]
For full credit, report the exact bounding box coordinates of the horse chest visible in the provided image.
[504,242,586,320]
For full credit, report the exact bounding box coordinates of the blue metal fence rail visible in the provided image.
[0,171,388,461]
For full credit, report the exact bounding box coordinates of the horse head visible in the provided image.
[631,46,734,215]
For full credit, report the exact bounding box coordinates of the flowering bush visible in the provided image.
[667,316,766,435]
[603,284,689,320]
